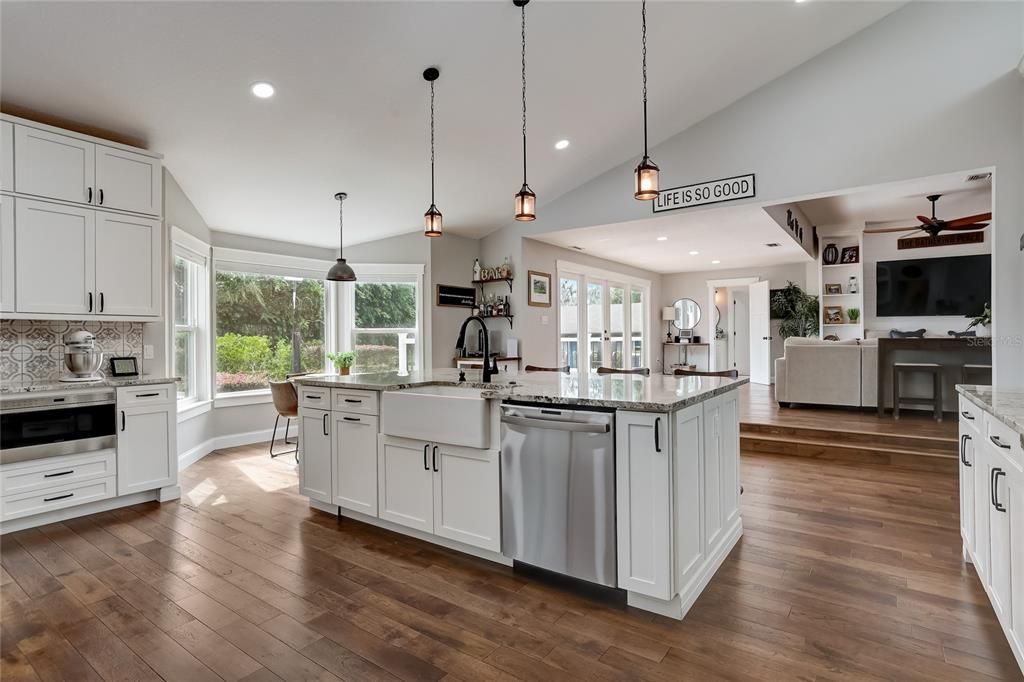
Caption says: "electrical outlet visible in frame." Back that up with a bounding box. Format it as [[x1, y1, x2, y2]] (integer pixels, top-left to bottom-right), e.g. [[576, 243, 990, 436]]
[[143, 344, 154, 360]]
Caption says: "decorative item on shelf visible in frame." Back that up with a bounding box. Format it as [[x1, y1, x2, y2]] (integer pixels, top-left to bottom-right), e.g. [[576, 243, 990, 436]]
[[527, 270, 551, 307], [633, 0, 659, 200], [715, 327, 726, 340], [847, 307, 860, 323], [965, 302, 991, 336], [473, 258, 482, 281], [823, 334, 840, 341], [822, 243, 839, 265], [824, 283, 843, 295], [889, 328, 926, 338], [422, 67, 443, 237], [823, 306, 844, 325], [948, 330, 977, 338], [436, 284, 477, 308], [847, 275, 859, 294], [327, 351, 356, 376], [512, 0, 536, 221], [840, 245, 860, 264], [771, 281, 819, 338], [500, 256, 512, 279], [326, 192, 356, 281]]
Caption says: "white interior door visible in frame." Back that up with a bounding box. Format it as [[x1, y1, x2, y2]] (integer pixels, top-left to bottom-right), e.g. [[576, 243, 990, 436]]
[[748, 280, 771, 384]]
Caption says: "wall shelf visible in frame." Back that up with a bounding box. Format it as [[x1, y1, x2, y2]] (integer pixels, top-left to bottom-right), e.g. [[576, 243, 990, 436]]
[[480, 313, 514, 328], [819, 234, 864, 341], [472, 277, 513, 293]]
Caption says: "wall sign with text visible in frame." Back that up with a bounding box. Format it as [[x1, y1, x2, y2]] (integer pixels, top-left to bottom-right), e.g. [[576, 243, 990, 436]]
[[652, 174, 756, 213]]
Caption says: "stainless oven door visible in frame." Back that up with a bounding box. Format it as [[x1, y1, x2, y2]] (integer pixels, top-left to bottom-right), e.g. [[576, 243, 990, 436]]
[[1, 391, 116, 465]]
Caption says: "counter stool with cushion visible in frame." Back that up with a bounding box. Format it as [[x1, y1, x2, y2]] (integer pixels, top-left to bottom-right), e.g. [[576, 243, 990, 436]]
[[961, 363, 992, 386], [269, 380, 299, 459], [892, 362, 943, 421]]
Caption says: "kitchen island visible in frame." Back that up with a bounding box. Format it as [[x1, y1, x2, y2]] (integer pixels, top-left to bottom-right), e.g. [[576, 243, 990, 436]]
[[293, 368, 747, 620]]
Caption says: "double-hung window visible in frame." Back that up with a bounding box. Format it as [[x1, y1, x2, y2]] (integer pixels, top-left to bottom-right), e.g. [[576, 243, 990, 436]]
[[171, 228, 210, 406]]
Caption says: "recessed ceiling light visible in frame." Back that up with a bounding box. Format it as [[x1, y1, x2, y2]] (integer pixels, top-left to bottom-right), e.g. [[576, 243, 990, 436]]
[[656, 236, 668, 241], [554, 139, 570, 150], [250, 82, 275, 98], [688, 250, 699, 255], [711, 260, 721, 264]]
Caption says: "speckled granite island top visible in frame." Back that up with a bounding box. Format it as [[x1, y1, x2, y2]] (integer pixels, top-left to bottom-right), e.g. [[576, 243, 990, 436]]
[[0, 376, 179, 395], [957, 385, 1024, 439], [294, 368, 748, 412]]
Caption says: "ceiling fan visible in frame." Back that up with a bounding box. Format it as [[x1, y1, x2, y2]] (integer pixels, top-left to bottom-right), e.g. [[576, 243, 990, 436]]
[[864, 194, 991, 237]]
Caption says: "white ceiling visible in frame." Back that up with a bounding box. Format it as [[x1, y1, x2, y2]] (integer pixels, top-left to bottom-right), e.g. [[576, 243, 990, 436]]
[[1, 1, 901, 247], [533, 202, 810, 274]]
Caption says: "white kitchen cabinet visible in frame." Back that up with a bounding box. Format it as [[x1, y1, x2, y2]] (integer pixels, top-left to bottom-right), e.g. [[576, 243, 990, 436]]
[[15, 198, 95, 315], [0, 195, 14, 312], [1010, 464, 1024, 661], [116, 387, 176, 496], [1, 121, 12, 191], [719, 389, 741, 528], [299, 409, 333, 504], [973, 435, 992, 584], [95, 144, 161, 215], [616, 411, 673, 600], [673, 403, 705, 594], [987, 443, 1017, 628], [959, 409, 980, 557], [378, 435, 434, 533], [332, 412, 379, 516], [13, 125, 95, 205], [703, 396, 724, 552], [432, 442, 500, 552], [94, 211, 161, 316]]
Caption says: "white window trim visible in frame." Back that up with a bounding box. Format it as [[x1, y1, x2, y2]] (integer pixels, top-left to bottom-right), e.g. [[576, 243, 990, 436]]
[[177, 399, 213, 423], [171, 226, 211, 417], [214, 390, 274, 408]]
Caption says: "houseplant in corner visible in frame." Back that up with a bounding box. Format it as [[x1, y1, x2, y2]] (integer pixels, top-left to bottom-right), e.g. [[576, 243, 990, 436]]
[[965, 303, 991, 336], [327, 351, 356, 376], [771, 282, 820, 339]]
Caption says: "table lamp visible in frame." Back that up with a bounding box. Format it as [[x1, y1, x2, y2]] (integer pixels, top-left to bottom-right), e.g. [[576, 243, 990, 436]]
[[662, 307, 676, 342]]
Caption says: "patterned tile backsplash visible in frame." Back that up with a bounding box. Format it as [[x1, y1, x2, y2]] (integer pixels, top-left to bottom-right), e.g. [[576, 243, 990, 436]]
[[1, 319, 146, 387]]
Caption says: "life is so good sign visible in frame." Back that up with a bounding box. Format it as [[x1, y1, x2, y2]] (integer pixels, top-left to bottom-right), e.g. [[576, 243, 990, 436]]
[[653, 174, 755, 213]]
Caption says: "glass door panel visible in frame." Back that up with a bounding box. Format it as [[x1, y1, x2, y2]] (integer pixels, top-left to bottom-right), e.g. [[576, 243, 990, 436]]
[[630, 287, 644, 369], [609, 285, 626, 369], [587, 281, 604, 369], [559, 277, 580, 369]]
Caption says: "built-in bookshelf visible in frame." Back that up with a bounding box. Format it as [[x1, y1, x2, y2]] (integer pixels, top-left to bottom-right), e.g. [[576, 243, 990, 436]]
[[818, 233, 864, 341]]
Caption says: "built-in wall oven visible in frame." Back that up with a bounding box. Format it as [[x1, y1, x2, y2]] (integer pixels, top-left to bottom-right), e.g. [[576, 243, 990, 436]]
[[1, 389, 116, 465]]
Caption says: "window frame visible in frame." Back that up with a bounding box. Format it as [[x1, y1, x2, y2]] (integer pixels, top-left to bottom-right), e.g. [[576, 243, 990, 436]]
[[170, 227, 211, 420]]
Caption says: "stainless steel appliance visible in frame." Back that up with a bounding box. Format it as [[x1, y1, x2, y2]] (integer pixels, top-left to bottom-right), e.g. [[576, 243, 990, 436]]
[[0, 389, 116, 465], [500, 403, 616, 587], [62, 330, 104, 383]]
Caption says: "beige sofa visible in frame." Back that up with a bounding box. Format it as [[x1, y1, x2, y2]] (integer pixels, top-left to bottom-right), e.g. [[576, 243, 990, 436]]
[[774, 337, 878, 408]]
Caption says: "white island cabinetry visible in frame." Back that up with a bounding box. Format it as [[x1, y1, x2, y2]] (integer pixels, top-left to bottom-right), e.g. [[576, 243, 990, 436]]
[[116, 385, 176, 496]]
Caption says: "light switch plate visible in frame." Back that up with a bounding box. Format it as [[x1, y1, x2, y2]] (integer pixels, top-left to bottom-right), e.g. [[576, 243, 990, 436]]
[[541, 315, 549, 325], [143, 344, 154, 360]]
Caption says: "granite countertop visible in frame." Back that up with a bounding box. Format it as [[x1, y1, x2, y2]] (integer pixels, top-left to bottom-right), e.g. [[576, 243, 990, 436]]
[[956, 385, 1024, 440], [294, 368, 748, 412], [0, 376, 179, 395]]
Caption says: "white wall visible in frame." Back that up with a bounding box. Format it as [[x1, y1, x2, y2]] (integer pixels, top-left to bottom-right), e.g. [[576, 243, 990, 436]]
[[430, 234, 481, 368], [481, 2, 1024, 388]]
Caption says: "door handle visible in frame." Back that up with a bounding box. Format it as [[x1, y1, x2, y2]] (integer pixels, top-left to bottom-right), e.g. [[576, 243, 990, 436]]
[[961, 410, 974, 421], [88, 292, 93, 313], [322, 413, 328, 436], [120, 410, 126, 431], [342, 416, 361, 423], [44, 470, 75, 478], [136, 392, 159, 398], [992, 468, 1006, 512], [423, 444, 430, 471], [432, 445, 439, 472], [344, 398, 362, 404], [87, 187, 93, 203], [98, 188, 104, 205], [44, 492, 74, 503], [99, 292, 104, 313], [654, 417, 661, 453], [961, 434, 972, 467], [990, 435, 1011, 450]]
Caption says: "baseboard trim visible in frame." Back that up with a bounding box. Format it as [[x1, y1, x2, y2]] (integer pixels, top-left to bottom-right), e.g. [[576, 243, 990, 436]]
[[178, 428, 275, 471]]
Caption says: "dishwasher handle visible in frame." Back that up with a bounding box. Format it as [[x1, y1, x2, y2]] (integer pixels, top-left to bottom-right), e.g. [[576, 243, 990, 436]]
[[501, 414, 610, 433]]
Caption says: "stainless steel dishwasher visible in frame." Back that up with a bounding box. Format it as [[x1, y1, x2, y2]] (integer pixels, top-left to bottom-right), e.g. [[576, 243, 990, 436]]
[[500, 403, 616, 588]]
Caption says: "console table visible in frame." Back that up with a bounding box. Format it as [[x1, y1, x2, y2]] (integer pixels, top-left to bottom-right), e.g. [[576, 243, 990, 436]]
[[662, 342, 710, 374], [876, 337, 992, 417]]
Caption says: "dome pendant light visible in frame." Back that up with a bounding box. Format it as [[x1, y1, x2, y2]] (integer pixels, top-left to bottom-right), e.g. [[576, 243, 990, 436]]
[[634, 0, 659, 201], [326, 192, 356, 281], [423, 67, 443, 238], [513, 0, 536, 221]]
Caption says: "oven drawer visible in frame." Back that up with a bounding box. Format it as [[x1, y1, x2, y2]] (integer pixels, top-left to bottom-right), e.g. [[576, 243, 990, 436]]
[[117, 384, 175, 406], [0, 449, 116, 497], [299, 386, 331, 410], [1, 476, 116, 522], [332, 388, 378, 415]]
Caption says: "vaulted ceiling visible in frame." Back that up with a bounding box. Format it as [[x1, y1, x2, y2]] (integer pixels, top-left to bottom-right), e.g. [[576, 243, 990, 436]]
[[1, 1, 901, 247]]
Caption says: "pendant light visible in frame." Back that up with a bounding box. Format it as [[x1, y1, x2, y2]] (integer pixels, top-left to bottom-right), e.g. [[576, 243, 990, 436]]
[[423, 67, 443, 238], [633, 0, 659, 201], [326, 192, 356, 281], [513, 0, 536, 221]]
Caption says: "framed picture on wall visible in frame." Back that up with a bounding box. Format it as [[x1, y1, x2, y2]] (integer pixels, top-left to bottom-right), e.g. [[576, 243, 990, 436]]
[[840, 246, 860, 264], [823, 306, 844, 325], [527, 271, 552, 307], [824, 283, 843, 295]]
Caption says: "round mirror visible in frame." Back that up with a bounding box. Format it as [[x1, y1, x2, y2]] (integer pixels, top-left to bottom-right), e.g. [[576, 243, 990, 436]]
[[672, 298, 701, 331]]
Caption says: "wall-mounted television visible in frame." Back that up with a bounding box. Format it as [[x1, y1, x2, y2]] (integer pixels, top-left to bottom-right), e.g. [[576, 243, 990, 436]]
[[875, 254, 989, 317]]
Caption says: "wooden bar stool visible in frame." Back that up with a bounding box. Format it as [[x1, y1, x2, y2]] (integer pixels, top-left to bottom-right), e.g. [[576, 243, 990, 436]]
[[961, 363, 992, 386], [892, 362, 943, 421]]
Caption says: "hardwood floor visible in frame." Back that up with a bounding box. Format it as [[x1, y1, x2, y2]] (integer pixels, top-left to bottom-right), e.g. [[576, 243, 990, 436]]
[[3, 442, 1021, 681]]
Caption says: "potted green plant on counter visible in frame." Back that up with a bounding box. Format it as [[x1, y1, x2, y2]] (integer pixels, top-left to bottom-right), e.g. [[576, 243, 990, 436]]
[[327, 351, 356, 376], [847, 307, 860, 324]]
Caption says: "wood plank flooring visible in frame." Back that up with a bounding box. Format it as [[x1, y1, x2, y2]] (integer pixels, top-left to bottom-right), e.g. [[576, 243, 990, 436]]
[[3, 441, 1021, 681]]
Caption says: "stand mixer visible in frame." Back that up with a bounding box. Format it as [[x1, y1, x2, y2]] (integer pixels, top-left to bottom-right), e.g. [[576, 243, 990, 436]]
[[61, 330, 104, 383]]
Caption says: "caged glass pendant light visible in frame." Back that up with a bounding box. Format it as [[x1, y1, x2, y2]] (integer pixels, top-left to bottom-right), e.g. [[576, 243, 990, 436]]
[[326, 192, 356, 281], [423, 67, 443, 237], [513, 0, 536, 221], [633, 0, 659, 201]]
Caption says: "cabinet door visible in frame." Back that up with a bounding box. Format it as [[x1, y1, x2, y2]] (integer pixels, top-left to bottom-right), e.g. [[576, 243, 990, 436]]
[[988, 448, 1014, 626], [719, 389, 741, 528], [117, 403, 176, 495], [959, 421, 977, 554], [333, 413, 379, 516], [378, 435, 433, 533], [703, 396, 724, 552], [15, 199, 95, 314], [0, 195, 14, 312], [299, 409, 332, 503], [616, 411, 672, 600], [1009, 466, 1024, 661], [95, 144, 161, 215], [94, 211, 161, 316], [14, 125, 95, 204], [973, 442, 991, 583], [673, 403, 705, 593], [432, 443, 500, 552], [1, 121, 13, 192]]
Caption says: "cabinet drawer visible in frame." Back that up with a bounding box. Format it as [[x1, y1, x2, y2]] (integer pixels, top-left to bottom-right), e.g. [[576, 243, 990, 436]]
[[985, 414, 1023, 470], [959, 397, 983, 428], [299, 386, 331, 409], [0, 450, 115, 497], [117, 384, 175, 406], [332, 388, 379, 415], [1, 476, 115, 522]]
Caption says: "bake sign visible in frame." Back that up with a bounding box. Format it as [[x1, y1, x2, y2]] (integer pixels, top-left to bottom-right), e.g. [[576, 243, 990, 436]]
[[652, 174, 756, 213]]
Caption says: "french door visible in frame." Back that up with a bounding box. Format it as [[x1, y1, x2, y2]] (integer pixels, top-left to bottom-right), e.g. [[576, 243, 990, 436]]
[[559, 273, 647, 371]]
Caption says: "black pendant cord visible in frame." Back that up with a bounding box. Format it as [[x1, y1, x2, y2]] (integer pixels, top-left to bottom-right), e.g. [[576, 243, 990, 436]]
[[641, 0, 649, 158], [337, 196, 344, 255], [521, 1, 527, 185], [430, 79, 436, 205]]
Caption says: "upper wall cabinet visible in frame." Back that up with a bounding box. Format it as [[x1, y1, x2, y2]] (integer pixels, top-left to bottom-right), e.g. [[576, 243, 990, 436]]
[[0, 195, 14, 313], [1, 121, 13, 192], [6, 117, 162, 217]]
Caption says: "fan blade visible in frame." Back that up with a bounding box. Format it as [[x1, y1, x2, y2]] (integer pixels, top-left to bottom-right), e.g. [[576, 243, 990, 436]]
[[864, 226, 923, 234], [917, 215, 939, 226], [945, 212, 992, 228], [941, 222, 988, 232]]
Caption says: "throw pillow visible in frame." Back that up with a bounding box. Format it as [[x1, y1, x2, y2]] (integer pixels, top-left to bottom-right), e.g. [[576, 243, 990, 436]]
[[889, 329, 926, 339]]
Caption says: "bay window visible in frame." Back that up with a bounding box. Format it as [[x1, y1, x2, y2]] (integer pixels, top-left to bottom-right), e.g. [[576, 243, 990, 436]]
[[171, 228, 210, 407]]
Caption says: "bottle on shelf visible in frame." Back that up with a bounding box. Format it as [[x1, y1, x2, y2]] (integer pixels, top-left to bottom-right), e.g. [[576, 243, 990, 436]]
[[473, 258, 482, 282], [501, 256, 512, 279]]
